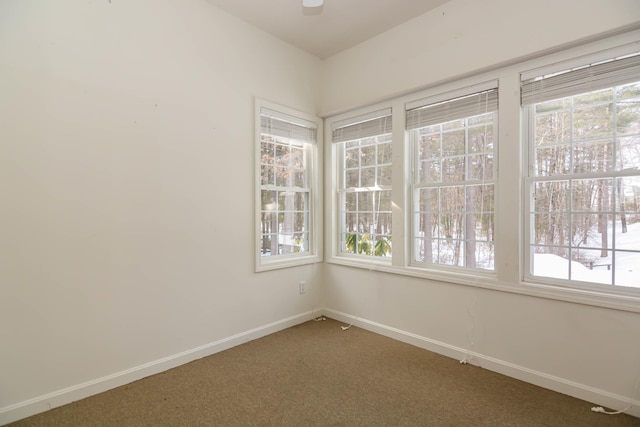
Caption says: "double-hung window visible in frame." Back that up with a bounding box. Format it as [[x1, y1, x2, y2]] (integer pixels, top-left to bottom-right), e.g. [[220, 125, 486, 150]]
[[256, 100, 322, 271], [332, 109, 393, 258], [522, 50, 640, 289], [407, 83, 498, 271]]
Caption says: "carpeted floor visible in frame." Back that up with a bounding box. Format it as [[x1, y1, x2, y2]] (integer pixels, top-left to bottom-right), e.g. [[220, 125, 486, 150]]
[[9, 318, 640, 426]]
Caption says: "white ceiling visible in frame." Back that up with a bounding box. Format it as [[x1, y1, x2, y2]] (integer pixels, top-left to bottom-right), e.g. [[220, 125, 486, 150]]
[[206, 0, 450, 59]]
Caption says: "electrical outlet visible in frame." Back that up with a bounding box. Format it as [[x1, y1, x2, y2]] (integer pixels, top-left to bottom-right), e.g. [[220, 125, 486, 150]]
[[299, 281, 306, 294]]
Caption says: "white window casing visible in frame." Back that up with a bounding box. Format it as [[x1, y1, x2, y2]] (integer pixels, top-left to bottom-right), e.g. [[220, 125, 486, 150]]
[[255, 99, 322, 271]]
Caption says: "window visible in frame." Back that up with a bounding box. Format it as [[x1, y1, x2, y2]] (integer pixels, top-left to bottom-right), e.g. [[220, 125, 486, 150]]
[[522, 52, 640, 289], [332, 109, 393, 258], [256, 100, 322, 271], [323, 33, 639, 309], [407, 83, 498, 271]]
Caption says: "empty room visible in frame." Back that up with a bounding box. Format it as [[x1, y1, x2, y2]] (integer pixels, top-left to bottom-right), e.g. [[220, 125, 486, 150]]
[[2, 0, 640, 425]]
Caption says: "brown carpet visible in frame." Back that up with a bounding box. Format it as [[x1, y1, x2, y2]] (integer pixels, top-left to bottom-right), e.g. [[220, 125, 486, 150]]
[[9, 318, 640, 426]]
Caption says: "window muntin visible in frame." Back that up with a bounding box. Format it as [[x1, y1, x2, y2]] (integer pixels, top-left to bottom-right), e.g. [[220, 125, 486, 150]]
[[408, 88, 497, 271], [333, 110, 392, 258], [524, 62, 640, 288], [257, 103, 320, 270]]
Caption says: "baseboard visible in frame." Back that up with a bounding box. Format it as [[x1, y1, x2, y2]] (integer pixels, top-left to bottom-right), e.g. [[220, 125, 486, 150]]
[[0, 311, 316, 426], [323, 308, 640, 419]]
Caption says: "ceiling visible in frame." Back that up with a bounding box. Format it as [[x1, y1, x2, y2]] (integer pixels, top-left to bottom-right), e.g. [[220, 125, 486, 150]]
[[206, 0, 450, 59]]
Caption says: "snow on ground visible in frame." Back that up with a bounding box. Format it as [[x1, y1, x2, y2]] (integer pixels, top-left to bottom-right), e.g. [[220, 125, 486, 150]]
[[534, 222, 640, 288]]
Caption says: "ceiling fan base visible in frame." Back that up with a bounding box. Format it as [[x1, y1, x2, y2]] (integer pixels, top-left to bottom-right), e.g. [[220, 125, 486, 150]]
[[303, 0, 324, 8]]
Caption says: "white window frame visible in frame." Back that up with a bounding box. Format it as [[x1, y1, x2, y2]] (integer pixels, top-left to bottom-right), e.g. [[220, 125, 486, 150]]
[[521, 46, 640, 296], [255, 98, 322, 272], [407, 81, 499, 274]]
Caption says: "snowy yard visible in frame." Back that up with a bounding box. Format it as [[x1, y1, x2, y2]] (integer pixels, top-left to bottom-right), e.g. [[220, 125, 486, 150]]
[[534, 221, 640, 288]]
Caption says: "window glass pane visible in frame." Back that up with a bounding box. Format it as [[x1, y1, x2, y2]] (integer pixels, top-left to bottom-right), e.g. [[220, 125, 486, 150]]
[[345, 148, 359, 168], [616, 101, 640, 136], [572, 140, 613, 174], [378, 190, 392, 211], [535, 145, 570, 176], [532, 181, 570, 213], [380, 165, 393, 186], [442, 157, 465, 182], [345, 169, 359, 188], [469, 123, 493, 153], [533, 213, 570, 247], [345, 192, 357, 212], [618, 136, 640, 171], [419, 134, 441, 159], [260, 234, 273, 257], [468, 154, 493, 180], [573, 88, 613, 107], [535, 110, 571, 146], [294, 192, 306, 211], [442, 130, 465, 156], [615, 251, 639, 287], [293, 170, 305, 188], [261, 165, 273, 186], [361, 145, 376, 166], [532, 247, 570, 280], [573, 104, 614, 141], [360, 167, 375, 187], [378, 142, 392, 164], [536, 98, 572, 114], [358, 213, 374, 232], [345, 213, 357, 232], [418, 160, 440, 184], [274, 166, 289, 187]]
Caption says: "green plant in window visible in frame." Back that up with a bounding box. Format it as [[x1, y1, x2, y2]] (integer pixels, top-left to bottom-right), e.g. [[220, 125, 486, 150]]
[[346, 233, 391, 256], [359, 234, 372, 255], [374, 236, 392, 256], [345, 233, 357, 253]]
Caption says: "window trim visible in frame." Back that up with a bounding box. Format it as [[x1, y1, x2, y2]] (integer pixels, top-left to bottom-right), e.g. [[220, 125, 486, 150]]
[[255, 98, 323, 272]]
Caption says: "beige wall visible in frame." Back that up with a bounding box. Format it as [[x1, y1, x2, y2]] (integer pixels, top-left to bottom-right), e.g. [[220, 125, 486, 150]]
[[0, 0, 321, 422]]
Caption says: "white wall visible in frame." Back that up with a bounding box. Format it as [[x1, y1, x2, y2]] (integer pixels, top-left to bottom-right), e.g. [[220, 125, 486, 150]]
[[319, 0, 640, 115], [0, 0, 322, 423], [320, 0, 640, 417]]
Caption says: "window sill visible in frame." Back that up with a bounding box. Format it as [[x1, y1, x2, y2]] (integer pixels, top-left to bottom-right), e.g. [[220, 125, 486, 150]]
[[326, 256, 640, 313], [256, 254, 322, 272]]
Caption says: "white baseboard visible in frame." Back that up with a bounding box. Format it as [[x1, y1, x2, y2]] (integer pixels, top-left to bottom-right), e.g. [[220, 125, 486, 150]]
[[0, 311, 316, 426], [323, 308, 640, 419]]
